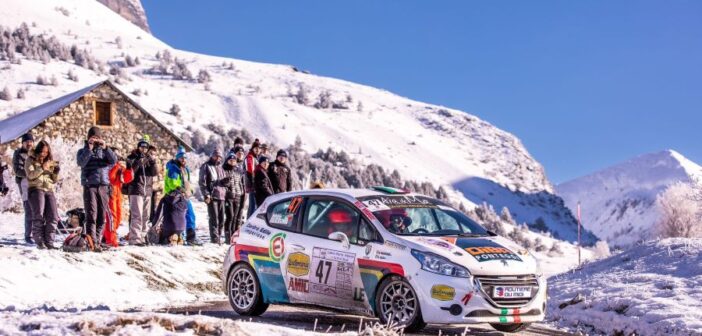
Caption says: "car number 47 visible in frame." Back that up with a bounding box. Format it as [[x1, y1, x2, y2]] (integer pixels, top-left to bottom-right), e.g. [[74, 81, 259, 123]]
[[315, 261, 332, 284]]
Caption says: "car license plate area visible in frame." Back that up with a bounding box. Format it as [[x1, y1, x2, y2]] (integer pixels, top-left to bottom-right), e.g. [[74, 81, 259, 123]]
[[492, 286, 532, 298]]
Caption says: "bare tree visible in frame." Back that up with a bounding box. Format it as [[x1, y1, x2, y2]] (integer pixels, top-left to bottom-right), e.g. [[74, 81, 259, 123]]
[[655, 182, 702, 238], [0, 87, 12, 101]]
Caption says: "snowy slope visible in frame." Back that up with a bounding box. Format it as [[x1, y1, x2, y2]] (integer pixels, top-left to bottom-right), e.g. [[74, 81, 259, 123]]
[[557, 150, 702, 248], [547, 238, 702, 336], [0, 0, 590, 242]]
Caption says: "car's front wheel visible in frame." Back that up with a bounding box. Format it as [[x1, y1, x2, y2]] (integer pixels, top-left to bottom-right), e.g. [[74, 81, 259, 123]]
[[375, 275, 426, 332], [490, 323, 530, 333], [227, 263, 268, 316]]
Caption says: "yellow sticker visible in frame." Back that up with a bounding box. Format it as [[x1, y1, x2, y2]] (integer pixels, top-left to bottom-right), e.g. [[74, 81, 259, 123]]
[[287, 252, 310, 277], [431, 285, 456, 301]]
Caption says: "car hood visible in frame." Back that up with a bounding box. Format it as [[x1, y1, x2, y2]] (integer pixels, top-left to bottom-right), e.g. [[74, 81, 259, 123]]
[[399, 235, 539, 276]]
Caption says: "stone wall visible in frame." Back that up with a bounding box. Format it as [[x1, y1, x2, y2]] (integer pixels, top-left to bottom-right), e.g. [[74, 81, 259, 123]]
[[0, 83, 187, 166]]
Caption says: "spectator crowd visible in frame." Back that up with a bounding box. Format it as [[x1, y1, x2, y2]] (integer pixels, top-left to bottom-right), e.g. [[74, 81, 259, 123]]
[[2, 127, 295, 251]]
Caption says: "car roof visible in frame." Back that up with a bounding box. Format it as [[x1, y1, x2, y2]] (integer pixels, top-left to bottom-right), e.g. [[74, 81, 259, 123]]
[[265, 187, 423, 203]]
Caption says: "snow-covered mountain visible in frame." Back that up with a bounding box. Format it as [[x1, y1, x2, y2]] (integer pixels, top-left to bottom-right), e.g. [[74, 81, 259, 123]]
[[0, 0, 593, 243], [557, 150, 702, 248]]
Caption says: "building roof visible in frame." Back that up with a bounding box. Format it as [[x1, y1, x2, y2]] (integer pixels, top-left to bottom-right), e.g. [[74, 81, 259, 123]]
[[0, 80, 193, 150], [0, 82, 102, 144]]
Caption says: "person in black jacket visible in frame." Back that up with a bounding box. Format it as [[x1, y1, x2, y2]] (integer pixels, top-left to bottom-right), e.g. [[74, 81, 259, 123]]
[[12, 133, 34, 244], [126, 138, 158, 246], [199, 149, 227, 243], [269, 149, 292, 194], [76, 127, 117, 251], [253, 156, 273, 207], [222, 147, 245, 243]]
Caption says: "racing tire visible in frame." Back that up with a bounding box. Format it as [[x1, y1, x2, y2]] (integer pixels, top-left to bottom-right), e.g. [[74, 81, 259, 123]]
[[489, 323, 530, 333], [227, 263, 269, 316], [375, 275, 426, 333]]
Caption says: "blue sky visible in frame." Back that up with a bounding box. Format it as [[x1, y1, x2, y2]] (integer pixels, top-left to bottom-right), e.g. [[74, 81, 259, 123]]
[[142, 1, 702, 183]]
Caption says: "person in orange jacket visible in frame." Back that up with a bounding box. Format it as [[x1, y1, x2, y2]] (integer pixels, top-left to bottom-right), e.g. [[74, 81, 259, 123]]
[[104, 150, 133, 247]]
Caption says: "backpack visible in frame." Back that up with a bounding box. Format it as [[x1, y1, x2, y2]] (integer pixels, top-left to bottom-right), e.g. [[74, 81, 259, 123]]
[[146, 220, 162, 245], [58, 208, 85, 234], [62, 228, 95, 253]]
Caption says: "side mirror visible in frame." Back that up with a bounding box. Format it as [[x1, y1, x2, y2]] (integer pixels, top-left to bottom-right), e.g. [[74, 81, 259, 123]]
[[487, 230, 498, 237], [328, 232, 351, 250]]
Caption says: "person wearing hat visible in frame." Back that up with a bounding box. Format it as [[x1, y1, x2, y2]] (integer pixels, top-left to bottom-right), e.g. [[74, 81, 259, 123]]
[[77, 126, 117, 251], [12, 132, 35, 244], [221, 146, 246, 242], [268, 149, 292, 194], [165, 147, 199, 245], [244, 139, 261, 217], [198, 148, 228, 243], [126, 136, 158, 246], [253, 155, 274, 208], [260, 143, 270, 157]]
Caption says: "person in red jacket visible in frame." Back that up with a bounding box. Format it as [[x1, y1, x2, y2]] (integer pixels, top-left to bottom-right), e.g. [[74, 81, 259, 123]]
[[244, 139, 261, 217], [104, 151, 133, 247]]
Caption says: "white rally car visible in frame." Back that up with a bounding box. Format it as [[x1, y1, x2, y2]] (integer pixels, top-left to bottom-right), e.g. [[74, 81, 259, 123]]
[[222, 187, 546, 333]]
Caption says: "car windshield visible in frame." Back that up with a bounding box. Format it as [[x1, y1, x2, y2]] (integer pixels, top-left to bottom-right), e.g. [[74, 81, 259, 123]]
[[358, 195, 489, 236]]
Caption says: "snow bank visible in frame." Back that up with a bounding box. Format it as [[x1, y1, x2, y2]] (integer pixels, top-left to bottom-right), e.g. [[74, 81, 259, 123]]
[[547, 238, 702, 336], [0, 207, 227, 312], [0, 311, 359, 336]]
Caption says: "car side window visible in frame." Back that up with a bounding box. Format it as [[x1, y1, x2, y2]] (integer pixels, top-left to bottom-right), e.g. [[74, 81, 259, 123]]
[[302, 199, 360, 244], [358, 218, 378, 243], [267, 197, 303, 231]]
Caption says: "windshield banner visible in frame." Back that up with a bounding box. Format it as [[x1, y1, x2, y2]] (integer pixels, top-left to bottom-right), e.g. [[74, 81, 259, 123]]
[[363, 196, 436, 211]]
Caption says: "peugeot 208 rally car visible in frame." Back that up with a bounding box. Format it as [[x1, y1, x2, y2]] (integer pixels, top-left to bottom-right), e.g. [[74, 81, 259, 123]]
[[222, 187, 546, 333]]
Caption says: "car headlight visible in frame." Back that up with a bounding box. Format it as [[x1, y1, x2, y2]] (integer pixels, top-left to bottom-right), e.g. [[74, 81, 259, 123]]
[[411, 249, 471, 278]]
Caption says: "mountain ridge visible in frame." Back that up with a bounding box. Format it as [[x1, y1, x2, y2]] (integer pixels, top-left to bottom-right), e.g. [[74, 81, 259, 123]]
[[557, 149, 702, 247]]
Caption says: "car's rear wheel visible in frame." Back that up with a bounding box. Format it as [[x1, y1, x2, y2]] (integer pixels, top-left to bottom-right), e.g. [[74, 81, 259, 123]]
[[227, 263, 268, 316], [490, 323, 530, 333], [375, 275, 426, 332]]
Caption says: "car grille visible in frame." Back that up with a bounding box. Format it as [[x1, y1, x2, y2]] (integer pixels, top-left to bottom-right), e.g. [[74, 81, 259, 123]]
[[473, 274, 540, 308]]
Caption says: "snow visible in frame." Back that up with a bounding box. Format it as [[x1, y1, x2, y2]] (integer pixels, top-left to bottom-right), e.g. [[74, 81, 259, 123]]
[[557, 150, 702, 248], [0, 311, 358, 336], [0, 205, 227, 312], [547, 238, 702, 336], [0, 0, 588, 243]]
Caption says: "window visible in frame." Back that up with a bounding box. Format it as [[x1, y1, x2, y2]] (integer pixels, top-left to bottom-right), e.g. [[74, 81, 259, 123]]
[[359, 219, 379, 243], [266, 197, 302, 230], [302, 199, 360, 244], [95, 101, 112, 126]]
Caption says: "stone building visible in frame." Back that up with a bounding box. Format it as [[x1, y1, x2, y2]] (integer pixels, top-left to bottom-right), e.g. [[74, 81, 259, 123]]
[[0, 80, 192, 163]]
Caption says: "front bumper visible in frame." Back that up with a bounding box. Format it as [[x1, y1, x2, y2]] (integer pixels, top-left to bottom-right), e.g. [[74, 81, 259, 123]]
[[408, 271, 547, 324]]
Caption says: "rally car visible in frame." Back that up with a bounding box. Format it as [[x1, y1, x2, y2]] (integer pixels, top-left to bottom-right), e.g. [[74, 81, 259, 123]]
[[222, 187, 547, 333]]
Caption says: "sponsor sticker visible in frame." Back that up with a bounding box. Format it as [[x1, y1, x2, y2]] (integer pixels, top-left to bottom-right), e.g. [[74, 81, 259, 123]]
[[354, 200, 379, 221], [269, 233, 286, 262], [243, 224, 272, 240], [288, 277, 309, 293], [258, 266, 282, 275], [384, 240, 407, 251], [287, 252, 310, 277], [419, 238, 454, 250], [374, 250, 392, 260], [431, 285, 456, 301], [456, 239, 523, 262], [493, 286, 532, 298]]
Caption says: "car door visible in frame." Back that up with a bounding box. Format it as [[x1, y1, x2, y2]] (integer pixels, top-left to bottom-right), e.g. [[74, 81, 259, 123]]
[[281, 196, 371, 312]]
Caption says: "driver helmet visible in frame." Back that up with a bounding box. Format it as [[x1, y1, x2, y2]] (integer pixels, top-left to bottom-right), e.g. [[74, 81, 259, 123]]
[[327, 207, 354, 237], [376, 209, 412, 232]]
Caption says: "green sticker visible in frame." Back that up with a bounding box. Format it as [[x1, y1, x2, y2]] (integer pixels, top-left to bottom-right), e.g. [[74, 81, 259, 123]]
[[269, 232, 286, 262]]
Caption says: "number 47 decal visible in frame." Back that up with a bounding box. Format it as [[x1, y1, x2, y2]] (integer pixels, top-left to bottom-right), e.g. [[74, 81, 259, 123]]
[[315, 261, 332, 284]]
